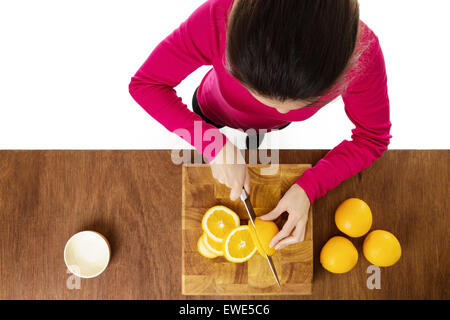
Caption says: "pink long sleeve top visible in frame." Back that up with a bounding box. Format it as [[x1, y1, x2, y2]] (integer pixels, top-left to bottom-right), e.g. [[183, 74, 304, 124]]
[[128, 0, 392, 205]]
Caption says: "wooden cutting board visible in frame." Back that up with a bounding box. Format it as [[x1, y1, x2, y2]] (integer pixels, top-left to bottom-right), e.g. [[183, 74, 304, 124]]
[[182, 164, 313, 295]]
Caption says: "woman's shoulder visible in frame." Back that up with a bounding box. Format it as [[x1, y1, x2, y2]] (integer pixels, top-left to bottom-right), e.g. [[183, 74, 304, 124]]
[[179, 0, 233, 62], [199, 0, 235, 62], [343, 21, 384, 88], [357, 20, 382, 61], [207, 0, 234, 20], [323, 20, 384, 98]]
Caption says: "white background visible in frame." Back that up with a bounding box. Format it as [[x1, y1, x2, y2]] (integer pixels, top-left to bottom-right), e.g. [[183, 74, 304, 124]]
[[0, 0, 449, 150]]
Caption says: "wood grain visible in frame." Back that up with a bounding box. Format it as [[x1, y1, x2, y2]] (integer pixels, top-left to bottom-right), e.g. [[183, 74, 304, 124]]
[[182, 164, 313, 295], [0, 150, 448, 299]]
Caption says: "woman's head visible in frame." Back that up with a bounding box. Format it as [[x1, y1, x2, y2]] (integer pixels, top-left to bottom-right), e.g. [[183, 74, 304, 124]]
[[225, 0, 360, 113]]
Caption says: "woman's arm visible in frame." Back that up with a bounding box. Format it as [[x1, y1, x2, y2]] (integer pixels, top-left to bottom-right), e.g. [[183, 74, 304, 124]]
[[128, 1, 227, 162], [296, 35, 392, 204]]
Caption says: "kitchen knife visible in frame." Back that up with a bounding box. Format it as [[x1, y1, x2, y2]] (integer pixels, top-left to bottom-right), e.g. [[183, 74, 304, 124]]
[[240, 188, 281, 287]]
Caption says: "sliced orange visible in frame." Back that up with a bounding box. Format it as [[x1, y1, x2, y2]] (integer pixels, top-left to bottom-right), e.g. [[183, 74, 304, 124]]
[[197, 233, 218, 259], [202, 206, 240, 242], [203, 233, 224, 256], [223, 226, 257, 263]]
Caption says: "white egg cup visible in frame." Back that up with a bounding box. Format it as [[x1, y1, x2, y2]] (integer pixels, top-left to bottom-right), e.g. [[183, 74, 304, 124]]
[[64, 231, 111, 278]]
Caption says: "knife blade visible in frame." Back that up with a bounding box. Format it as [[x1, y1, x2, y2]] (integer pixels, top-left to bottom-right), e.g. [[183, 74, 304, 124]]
[[240, 188, 281, 287]]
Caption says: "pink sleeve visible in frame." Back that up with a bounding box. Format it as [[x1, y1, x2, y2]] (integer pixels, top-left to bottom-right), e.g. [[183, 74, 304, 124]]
[[128, 0, 227, 162], [296, 37, 392, 204]]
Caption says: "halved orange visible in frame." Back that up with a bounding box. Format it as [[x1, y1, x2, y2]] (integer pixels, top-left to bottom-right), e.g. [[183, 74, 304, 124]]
[[223, 226, 257, 263], [202, 206, 240, 242]]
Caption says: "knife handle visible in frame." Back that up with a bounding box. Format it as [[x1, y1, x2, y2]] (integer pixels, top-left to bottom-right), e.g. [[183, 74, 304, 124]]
[[240, 188, 248, 201]]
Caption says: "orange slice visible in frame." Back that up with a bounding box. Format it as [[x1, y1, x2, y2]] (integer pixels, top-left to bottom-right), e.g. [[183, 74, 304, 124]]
[[203, 233, 224, 256], [197, 233, 218, 259], [202, 206, 240, 242], [223, 226, 257, 263]]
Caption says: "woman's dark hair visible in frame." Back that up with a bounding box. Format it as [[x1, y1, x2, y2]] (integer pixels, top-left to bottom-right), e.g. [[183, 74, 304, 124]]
[[225, 0, 360, 102]]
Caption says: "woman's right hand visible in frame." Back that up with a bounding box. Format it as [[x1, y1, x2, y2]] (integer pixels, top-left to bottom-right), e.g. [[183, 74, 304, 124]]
[[210, 140, 251, 201]]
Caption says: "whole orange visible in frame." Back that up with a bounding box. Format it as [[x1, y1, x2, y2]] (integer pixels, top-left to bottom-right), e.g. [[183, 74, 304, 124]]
[[335, 198, 372, 238], [363, 230, 402, 267], [320, 236, 358, 274]]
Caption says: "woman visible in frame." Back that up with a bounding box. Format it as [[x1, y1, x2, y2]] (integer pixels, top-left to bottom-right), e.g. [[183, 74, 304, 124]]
[[129, 0, 392, 250]]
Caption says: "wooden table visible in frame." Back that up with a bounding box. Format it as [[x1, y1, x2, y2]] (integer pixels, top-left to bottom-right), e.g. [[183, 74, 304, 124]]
[[0, 150, 448, 300]]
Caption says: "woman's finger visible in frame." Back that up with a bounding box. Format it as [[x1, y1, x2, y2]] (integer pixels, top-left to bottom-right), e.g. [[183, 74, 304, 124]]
[[275, 224, 305, 250], [244, 168, 251, 194], [274, 236, 299, 250], [229, 182, 243, 201], [269, 214, 297, 248], [296, 221, 306, 242], [260, 202, 285, 221], [211, 169, 217, 180]]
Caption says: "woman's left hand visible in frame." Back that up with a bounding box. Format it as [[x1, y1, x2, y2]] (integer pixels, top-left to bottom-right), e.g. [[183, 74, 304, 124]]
[[260, 184, 311, 250]]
